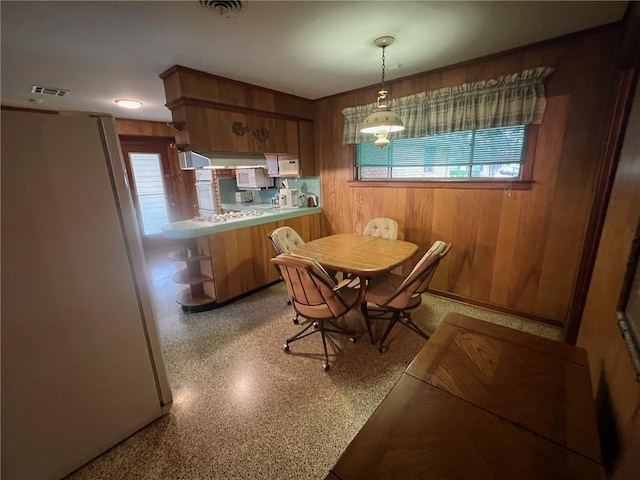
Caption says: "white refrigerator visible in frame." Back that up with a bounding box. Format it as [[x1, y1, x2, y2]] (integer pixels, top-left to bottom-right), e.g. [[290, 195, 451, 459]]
[[1, 110, 173, 479]]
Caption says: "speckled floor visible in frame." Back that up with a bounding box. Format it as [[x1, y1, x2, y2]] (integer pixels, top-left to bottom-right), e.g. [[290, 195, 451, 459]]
[[65, 248, 561, 480]]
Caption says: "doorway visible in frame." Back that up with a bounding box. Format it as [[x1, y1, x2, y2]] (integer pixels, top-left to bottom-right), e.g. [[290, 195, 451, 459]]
[[120, 140, 178, 250]]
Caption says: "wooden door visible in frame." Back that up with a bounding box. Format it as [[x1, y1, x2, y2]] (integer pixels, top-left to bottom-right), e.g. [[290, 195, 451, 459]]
[[120, 140, 179, 250]]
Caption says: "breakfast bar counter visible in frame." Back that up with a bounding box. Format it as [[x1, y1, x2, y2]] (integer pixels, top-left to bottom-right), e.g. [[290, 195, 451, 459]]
[[162, 206, 327, 311], [161, 205, 322, 239]]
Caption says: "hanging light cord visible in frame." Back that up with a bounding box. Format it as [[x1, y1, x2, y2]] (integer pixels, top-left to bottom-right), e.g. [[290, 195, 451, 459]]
[[380, 46, 387, 87]]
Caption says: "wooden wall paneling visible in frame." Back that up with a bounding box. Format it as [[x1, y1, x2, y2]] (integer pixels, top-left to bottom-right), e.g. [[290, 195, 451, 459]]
[[559, 32, 626, 342], [314, 27, 621, 326], [448, 189, 482, 298], [470, 191, 504, 301], [488, 191, 522, 306], [578, 70, 640, 475], [527, 95, 573, 320], [115, 118, 175, 137], [403, 187, 435, 251], [429, 190, 456, 291], [298, 120, 315, 176]]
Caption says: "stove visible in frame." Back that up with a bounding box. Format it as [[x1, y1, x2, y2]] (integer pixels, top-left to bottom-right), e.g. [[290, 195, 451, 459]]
[[192, 209, 264, 224]]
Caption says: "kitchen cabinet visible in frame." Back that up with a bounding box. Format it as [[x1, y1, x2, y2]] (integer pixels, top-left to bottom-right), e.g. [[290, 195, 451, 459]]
[[173, 105, 299, 156], [160, 65, 315, 175], [265, 154, 300, 177], [205, 213, 325, 303], [168, 239, 216, 312], [163, 211, 327, 308]]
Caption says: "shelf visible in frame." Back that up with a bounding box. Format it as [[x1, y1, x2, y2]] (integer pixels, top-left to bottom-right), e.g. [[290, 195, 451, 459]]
[[168, 250, 210, 262], [172, 269, 213, 285], [176, 291, 217, 313], [176, 290, 215, 307]]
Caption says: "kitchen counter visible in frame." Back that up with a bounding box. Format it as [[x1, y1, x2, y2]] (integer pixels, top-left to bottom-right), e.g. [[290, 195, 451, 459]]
[[162, 204, 322, 239], [163, 207, 327, 310]]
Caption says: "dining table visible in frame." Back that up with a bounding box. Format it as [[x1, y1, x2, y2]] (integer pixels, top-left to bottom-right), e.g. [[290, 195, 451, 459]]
[[325, 313, 604, 479], [290, 233, 418, 276]]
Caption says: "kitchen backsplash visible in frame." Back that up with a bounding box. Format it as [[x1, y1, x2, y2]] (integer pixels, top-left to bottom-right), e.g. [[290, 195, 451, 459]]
[[220, 175, 321, 207]]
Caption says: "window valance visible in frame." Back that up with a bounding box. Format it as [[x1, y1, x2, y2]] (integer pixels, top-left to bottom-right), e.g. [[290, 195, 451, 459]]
[[342, 66, 554, 145]]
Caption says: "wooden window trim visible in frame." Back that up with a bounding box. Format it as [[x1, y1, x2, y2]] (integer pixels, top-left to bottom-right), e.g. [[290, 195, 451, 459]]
[[350, 125, 539, 190]]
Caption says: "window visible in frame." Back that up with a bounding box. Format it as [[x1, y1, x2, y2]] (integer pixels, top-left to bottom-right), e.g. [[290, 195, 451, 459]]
[[129, 152, 170, 235], [356, 125, 528, 181]]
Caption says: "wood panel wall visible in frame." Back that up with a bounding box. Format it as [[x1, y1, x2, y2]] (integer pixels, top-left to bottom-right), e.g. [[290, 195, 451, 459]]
[[578, 76, 640, 476], [314, 27, 621, 327], [577, 4, 640, 478]]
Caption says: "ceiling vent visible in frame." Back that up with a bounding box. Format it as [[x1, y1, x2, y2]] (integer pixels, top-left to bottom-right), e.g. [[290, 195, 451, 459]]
[[30, 85, 69, 97], [199, 0, 244, 18]]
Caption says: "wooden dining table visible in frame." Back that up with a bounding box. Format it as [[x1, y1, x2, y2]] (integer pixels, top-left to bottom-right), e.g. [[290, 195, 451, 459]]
[[290, 233, 418, 276], [326, 313, 604, 479]]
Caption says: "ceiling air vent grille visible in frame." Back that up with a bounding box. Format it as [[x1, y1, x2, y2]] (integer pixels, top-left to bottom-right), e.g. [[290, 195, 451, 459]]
[[199, 0, 244, 18], [30, 85, 69, 97]]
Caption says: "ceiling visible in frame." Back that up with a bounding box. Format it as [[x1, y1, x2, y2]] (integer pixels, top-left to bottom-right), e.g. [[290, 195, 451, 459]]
[[1, 1, 627, 123]]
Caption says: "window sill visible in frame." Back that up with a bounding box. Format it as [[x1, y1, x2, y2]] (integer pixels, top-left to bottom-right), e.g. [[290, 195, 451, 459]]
[[347, 179, 534, 190]]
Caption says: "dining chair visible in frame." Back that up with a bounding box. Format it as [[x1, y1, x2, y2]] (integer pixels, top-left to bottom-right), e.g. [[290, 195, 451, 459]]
[[268, 226, 307, 324], [361, 240, 451, 352], [272, 253, 365, 371], [268, 226, 306, 255], [362, 217, 399, 240]]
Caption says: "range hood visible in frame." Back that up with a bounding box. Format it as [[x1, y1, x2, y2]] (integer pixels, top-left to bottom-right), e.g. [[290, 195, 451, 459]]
[[179, 151, 267, 170]]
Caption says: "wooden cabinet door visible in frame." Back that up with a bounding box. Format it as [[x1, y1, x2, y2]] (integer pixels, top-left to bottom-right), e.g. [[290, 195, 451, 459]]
[[182, 106, 299, 155]]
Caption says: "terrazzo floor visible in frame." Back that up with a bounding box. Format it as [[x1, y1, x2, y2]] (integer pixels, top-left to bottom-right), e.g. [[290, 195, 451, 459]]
[[65, 248, 562, 480]]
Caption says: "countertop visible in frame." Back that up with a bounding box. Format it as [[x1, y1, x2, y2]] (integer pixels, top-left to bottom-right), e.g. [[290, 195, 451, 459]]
[[161, 203, 322, 239]]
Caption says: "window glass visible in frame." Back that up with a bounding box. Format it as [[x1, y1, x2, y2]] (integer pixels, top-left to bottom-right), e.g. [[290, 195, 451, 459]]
[[357, 125, 527, 181], [129, 153, 170, 235]]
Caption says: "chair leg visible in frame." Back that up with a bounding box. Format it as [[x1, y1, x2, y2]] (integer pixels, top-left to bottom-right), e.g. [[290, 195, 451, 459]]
[[284, 321, 317, 350], [361, 302, 375, 345], [284, 316, 354, 371], [378, 312, 400, 353], [319, 320, 330, 371], [399, 312, 430, 340]]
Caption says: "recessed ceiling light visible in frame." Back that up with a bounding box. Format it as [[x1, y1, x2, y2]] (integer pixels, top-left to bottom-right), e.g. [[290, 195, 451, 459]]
[[115, 99, 143, 109]]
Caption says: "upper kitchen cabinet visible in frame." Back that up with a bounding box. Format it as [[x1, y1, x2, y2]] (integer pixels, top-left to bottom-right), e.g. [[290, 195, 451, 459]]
[[160, 65, 315, 175], [172, 104, 299, 155]]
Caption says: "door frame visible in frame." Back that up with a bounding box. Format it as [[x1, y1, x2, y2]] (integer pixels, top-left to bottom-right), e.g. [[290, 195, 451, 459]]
[[120, 138, 179, 251]]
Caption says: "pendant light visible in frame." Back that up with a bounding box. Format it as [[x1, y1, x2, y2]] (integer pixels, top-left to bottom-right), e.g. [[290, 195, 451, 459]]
[[360, 36, 404, 148]]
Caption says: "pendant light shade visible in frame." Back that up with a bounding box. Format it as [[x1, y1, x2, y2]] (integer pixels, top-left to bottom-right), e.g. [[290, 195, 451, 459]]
[[360, 36, 404, 148]]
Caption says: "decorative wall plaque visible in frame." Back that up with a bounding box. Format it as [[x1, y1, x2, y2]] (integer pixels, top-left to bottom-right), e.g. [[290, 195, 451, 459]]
[[231, 121, 250, 136], [253, 126, 269, 143]]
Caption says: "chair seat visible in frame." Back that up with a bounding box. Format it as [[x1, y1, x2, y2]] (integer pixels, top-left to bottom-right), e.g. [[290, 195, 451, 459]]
[[295, 285, 361, 319], [366, 271, 403, 302], [360, 241, 451, 351], [365, 272, 422, 310]]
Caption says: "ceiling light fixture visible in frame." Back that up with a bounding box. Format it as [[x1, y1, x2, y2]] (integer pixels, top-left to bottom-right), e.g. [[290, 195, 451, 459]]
[[360, 36, 405, 148], [115, 99, 143, 109]]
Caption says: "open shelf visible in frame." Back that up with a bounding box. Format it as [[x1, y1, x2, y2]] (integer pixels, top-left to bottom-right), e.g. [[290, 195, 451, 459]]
[[172, 269, 213, 285], [168, 250, 210, 262]]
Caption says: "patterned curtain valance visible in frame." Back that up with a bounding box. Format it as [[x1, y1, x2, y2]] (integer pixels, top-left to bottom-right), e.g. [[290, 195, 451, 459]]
[[342, 66, 554, 145]]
